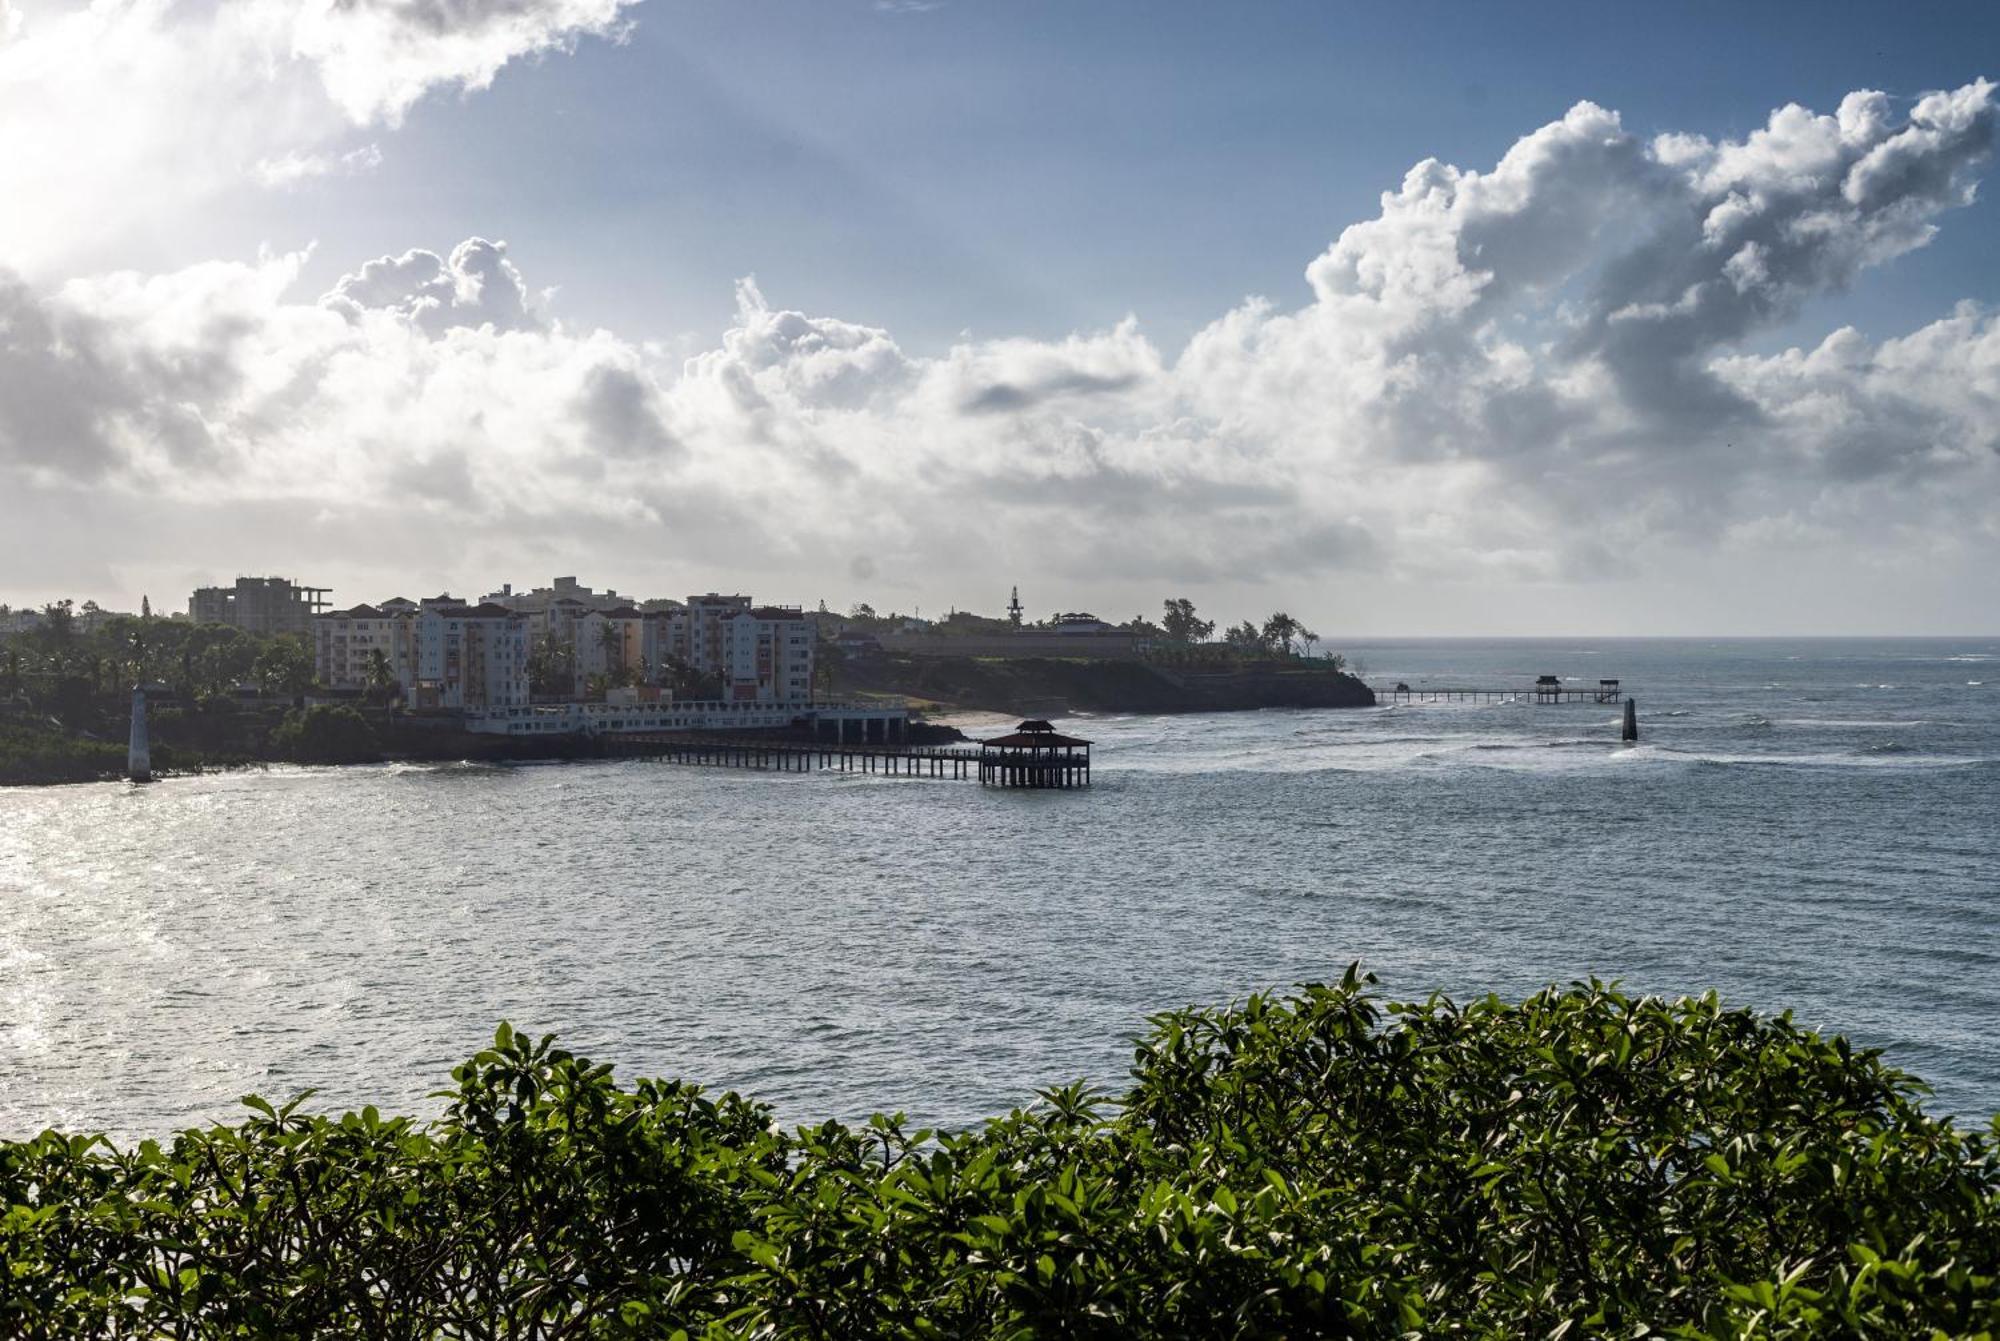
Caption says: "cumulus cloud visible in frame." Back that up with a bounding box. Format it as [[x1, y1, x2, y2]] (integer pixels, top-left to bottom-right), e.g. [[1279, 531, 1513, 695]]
[[0, 0, 636, 271], [3, 82, 1999, 626], [291, 0, 639, 124], [323, 238, 543, 334]]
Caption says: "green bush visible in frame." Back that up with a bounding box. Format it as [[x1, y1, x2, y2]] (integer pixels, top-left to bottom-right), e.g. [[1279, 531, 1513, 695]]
[[271, 704, 381, 765], [3, 974, 1995, 1336]]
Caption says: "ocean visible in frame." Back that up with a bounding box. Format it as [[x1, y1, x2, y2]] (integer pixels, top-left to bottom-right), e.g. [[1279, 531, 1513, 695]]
[[2, 636, 1995, 1139]]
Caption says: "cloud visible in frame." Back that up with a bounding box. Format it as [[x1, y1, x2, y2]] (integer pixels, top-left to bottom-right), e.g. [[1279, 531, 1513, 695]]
[[292, 0, 640, 124], [2, 81, 1999, 626], [253, 142, 384, 188], [323, 238, 543, 334], [0, 0, 637, 272]]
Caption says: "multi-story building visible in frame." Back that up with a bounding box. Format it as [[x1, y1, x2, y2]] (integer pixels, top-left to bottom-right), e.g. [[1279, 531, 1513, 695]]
[[573, 606, 648, 689], [719, 606, 813, 703], [674, 594, 752, 672], [312, 604, 416, 691], [481, 576, 637, 618], [413, 600, 528, 710], [188, 577, 331, 637]]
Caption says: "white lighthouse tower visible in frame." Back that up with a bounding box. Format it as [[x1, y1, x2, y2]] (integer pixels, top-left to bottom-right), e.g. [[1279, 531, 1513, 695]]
[[127, 685, 152, 783]]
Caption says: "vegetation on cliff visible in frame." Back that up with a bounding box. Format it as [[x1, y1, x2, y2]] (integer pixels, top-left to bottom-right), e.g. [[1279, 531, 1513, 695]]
[[5, 972, 1994, 1336], [836, 653, 1374, 715]]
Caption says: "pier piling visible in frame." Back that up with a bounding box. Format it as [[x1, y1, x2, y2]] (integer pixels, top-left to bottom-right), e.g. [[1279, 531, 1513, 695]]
[[1622, 698, 1639, 742]]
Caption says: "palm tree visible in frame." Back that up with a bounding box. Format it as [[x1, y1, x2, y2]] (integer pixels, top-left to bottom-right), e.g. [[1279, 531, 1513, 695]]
[[1299, 627, 1320, 660], [596, 622, 625, 696], [364, 648, 398, 704]]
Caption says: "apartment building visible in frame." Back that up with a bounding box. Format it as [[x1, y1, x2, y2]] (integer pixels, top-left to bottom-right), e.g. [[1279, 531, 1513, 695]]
[[312, 604, 415, 691], [719, 606, 814, 703], [674, 593, 751, 671], [481, 575, 638, 617], [413, 601, 529, 710], [572, 606, 648, 688]]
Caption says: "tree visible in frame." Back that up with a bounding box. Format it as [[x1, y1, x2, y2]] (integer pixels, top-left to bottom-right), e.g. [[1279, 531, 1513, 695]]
[[848, 602, 876, 621], [41, 599, 74, 644], [1298, 627, 1319, 660], [527, 633, 575, 699], [1222, 620, 1263, 652], [252, 637, 313, 695], [592, 622, 631, 692], [1261, 611, 1300, 657], [1161, 598, 1215, 645], [363, 648, 399, 705], [272, 704, 381, 764]]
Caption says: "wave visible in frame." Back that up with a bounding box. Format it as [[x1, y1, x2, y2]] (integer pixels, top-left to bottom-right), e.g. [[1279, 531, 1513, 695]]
[[1669, 749, 1989, 770]]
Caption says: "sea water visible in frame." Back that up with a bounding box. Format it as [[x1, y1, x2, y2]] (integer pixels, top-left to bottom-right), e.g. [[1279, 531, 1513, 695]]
[[1, 637, 1995, 1139]]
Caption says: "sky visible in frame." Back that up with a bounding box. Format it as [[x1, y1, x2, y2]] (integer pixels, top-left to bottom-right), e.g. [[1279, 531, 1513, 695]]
[[1, 1, 1996, 635]]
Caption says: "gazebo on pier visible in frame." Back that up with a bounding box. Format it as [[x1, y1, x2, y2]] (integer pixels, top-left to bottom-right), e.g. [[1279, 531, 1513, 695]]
[[978, 720, 1092, 789]]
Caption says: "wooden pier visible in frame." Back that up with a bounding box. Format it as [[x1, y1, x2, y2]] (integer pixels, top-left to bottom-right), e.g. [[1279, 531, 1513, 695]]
[[600, 732, 985, 779], [598, 719, 1095, 788], [1372, 676, 1629, 706]]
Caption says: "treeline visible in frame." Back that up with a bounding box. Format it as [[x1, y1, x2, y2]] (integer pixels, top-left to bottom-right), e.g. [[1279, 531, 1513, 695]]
[[1, 602, 313, 710], [0, 604, 377, 783], [4, 973, 1994, 1336], [836, 597, 1345, 665]]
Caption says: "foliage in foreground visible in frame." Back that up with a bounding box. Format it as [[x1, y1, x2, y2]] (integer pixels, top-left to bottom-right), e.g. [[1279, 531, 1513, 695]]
[[3, 974, 1996, 1337]]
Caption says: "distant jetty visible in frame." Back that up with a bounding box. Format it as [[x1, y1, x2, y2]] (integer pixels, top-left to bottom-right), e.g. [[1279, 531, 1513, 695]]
[[1371, 676, 1628, 705]]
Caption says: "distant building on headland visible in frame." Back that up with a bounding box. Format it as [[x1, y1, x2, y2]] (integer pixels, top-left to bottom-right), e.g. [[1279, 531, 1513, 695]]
[[877, 610, 1146, 660], [188, 577, 330, 637]]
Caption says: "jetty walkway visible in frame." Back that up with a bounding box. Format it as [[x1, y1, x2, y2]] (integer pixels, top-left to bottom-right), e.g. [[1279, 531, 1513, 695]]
[[1371, 677, 1630, 706], [600, 733, 984, 778], [597, 718, 1094, 788]]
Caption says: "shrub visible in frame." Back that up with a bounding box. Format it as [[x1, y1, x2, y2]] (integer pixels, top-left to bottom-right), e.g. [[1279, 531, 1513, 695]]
[[270, 704, 381, 765], [2, 975, 1995, 1336]]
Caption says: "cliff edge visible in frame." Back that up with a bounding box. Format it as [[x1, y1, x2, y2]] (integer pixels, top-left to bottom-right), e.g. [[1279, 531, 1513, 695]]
[[834, 655, 1375, 716]]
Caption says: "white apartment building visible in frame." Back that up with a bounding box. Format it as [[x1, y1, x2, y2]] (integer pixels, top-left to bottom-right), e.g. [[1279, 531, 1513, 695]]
[[413, 601, 529, 710], [312, 604, 415, 691], [481, 575, 638, 617], [674, 593, 752, 671], [719, 606, 814, 703], [572, 606, 648, 688]]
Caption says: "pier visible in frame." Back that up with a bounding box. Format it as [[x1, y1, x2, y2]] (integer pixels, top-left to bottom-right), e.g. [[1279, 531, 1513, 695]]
[[600, 719, 1095, 787], [1371, 676, 1630, 705], [601, 732, 985, 779]]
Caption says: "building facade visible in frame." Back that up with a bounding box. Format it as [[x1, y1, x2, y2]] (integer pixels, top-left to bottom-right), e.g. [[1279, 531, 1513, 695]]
[[719, 606, 813, 703], [413, 601, 529, 710], [188, 577, 332, 637], [312, 604, 416, 692]]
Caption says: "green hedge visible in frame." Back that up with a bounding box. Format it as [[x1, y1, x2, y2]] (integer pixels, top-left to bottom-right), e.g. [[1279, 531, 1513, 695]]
[[4, 973, 1995, 1336]]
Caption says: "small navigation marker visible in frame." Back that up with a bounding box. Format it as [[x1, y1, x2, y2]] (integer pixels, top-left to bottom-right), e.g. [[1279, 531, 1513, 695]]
[[1622, 698, 1639, 743], [128, 685, 152, 783]]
